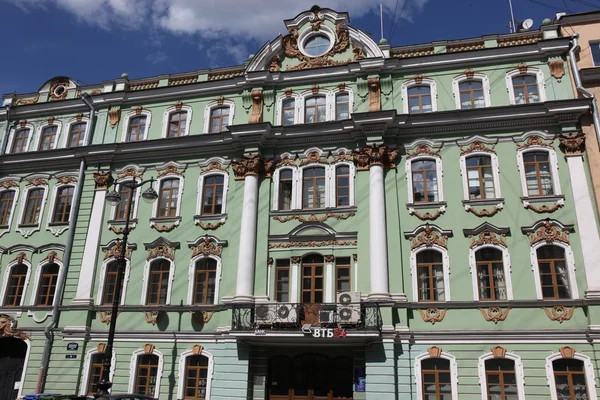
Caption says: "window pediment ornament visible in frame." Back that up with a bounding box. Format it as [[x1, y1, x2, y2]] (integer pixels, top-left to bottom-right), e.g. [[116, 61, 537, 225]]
[[406, 145, 440, 160], [516, 135, 554, 149], [491, 346, 507, 358], [157, 164, 186, 178], [299, 151, 328, 167], [353, 144, 398, 170], [468, 230, 507, 248], [559, 134, 585, 155], [116, 167, 144, 181], [200, 161, 229, 173], [27, 178, 48, 187], [56, 176, 77, 184], [522, 219, 573, 245], [0, 180, 19, 189], [558, 346, 576, 359], [188, 236, 226, 258], [102, 240, 136, 260], [459, 141, 496, 155], [144, 237, 180, 261], [405, 224, 452, 250], [40, 251, 61, 264]]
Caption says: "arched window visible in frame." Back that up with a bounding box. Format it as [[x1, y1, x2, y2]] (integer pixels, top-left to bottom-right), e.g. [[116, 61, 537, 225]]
[[209, 107, 230, 133], [485, 358, 518, 399], [114, 180, 137, 221], [126, 115, 147, 142], [68, 122, 87, 148], [193, 258, 217, 305], [523, 151, 554, 196], [537, 245, 570, 299], [475, 247, 507, 301], [335, 92, 350, 120], [146, 260, 171, 305], [21, 188, 45, 225], [551, 359, 589, 400], [39, 126, 58, 151], [335, 165, 350, 207], [411, 160, 439, 203], [157, 178, 180, 218], [459, 80, 485, 109], [36, 263, 59, 306], [4, 264, 28, 306], [201, 175, 224, 215], [408, 85, 433, 114], [101, 261, 124, 305], [11, 129, 30, 153], [512, 75, 540, 104], [302, 254, 324, 303], [134, 354, 159, 396], [86, 353, 106, 395], [51, 185, 74, 224], [304, 96, 327, 123], [278, 169, 294, 210], [0, 190, 16, 226], [302, 167, 326, 209], [167, 111, 188, 138], [282, 98, 296, 126], [421, 358, 452, 399], [183, 355, 210, 399], [465, 155, 494, 200], [416, 250, 445, 301]]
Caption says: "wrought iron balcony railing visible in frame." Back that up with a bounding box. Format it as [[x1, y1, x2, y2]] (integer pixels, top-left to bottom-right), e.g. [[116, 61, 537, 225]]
[[231, 302, 382, 332]]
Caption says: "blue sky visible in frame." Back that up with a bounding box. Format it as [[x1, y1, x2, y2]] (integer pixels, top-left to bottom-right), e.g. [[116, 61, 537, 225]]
[[0, 0, 596, 97]]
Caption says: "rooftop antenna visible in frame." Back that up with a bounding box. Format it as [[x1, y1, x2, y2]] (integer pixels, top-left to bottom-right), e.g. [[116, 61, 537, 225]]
[[508, 0, 516, 33], [380, 4, 384, 41]]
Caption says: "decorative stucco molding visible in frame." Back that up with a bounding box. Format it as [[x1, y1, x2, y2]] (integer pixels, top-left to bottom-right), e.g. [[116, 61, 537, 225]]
[[353, 144, 398, 170], [405, 224, 452, 250], [0, 314, 30, 340], [543, 305, 575, 323], [559, 134, 585, 156], [272, 212, 355, 223], [479, 307, 510, 324], [188, 236, 227, 258], [93, 172, 112, 189], [417, 308, 447, 324], [231, 155, 266, 179], [522, 219, 573, 245]]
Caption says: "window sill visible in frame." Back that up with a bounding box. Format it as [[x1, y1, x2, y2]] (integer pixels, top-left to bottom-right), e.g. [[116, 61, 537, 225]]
[[48, 221, 69, 227], [270, 207, 357, 216], [194, 213, 228, 221], [520, 194, 565, 204], [150, 216, 182, 224], [406, 201, 446, 210], [108, 218, 139, 225], [0, 225, 8, 229], [462, 198, 504, 207], [18, 224, 39, 228]]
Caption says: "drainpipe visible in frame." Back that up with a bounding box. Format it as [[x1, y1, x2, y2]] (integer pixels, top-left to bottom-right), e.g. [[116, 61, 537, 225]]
[[0, 103, 12, 155], [36, 93, 96, 393], [569, 34, 600, 149]]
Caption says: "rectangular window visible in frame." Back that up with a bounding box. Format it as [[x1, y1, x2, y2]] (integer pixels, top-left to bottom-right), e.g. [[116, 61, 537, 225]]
[[39, 126, 58, 151], [485, 359, 518, 400], [278, 169, 293, 210], [421, 359, 452, 399], [591, 41, 600, 67], [185, 356, 209, 399], [537, 245, 570, 299], [87, 353, 105, 395], [301, 255, 324, 304], [512, 75, 539, 104], [114, 182, 136, 221], [335, 257, 351, 294], [126, 116, 147, 142], [275, 259, 290, 303], [147, 260, 170, 305], [302, 167, 326, 209], [168, 111, 187, 137], [202, 175, 224, 215], [52, 186, 74, 224], [459, 80, 485, 109], [0, 191, 16, 226], [135, 354, 159, 396], [36, 263, 59, 306], [476, 248, 507, 301], [102, 262, 124, 305], [524, 151, 554, 196], [335, 93, 350, 120], [411, 160, 438, 203], [157, 178, 180, 218], [553, 359, 589, 400], [466, 156, 495, 199], [22, 188, 45, 225], [336, 166, 350, 207], [408, 85, 432, 114], [282, 99, 295, 126], [417, 250, 445, 301], [193, 259, 217, 305], [305, 96, 327, 123], [12, 129, 29, 153], [4, 264, 28, 306], [69, 122, 87, 148], [209, 107, 230, 133]]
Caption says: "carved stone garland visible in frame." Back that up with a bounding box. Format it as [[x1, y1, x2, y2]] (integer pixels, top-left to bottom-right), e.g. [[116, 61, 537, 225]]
[[117, 168, 143, 181], [157, 165, 185, 178], [151, 222, 179, 233], [469, 230, 507, 248], [465, 204, 503, 217], [273, 212, 355, 223], [528, 220, 569, 245], [524, 202, 564, 214], [0, 180, 19, 189], [103, 240, 133, 260], [516, 136, 554, 149], [417, 308, 447, 325], [409, 208, 446, 221], [191, 237, 223, 258], [268, 240, 357, 249], [543, 305, 575, 323], [410, 225, 448, 250], [459, 141, 496, 155], [144, 310, 165, 325], [147, 245, 175, 261], [479, 307, 510, 324], [196, 220, 226, 230], [406, 145, 440, 160], [200, 161, 228, 173]]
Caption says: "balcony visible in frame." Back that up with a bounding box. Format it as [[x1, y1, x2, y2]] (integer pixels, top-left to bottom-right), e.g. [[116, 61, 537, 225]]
[[231, 302, 382, 332]]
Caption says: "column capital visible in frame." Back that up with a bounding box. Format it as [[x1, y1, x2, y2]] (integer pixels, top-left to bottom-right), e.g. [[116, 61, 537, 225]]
[[93, 171, 113, 189], [353, 144, 398, 170], [559, 134, 586, 156], [231, 155, 271, 180]]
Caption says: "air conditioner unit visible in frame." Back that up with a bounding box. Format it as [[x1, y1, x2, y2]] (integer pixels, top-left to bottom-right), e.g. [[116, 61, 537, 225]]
[[337, 291, 361, 324], [273, 304, 298, 325], [255, 304, 276, 325]]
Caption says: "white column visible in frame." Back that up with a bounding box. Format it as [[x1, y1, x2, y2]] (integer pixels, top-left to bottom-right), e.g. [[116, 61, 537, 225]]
[[234, 174, 259, 302], [368, 164, 391, 300], [290, 259, 299, 303], [566, 154, 600, 298], [72, 187, 106, 305], [325, 256, 334, 303]]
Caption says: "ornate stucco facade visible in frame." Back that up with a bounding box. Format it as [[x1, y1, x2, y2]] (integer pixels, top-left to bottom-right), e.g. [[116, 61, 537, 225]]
[[1, 6, 600, 400]]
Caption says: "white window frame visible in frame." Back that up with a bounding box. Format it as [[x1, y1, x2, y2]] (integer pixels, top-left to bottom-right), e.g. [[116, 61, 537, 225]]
[[478, 351, 525, 400], [197, 171, 229, 216], [460, 151, 502, 200], [109, 178, 141, 222], [410, 245, 451, 302], [141, 257, 175, 305], [121, 108, 152, 143], [204, 99, 235, 133], [46, 181, 78, 236], [34, 120, 62, 151], [128, 348, 164, 396], [298, 25, 336, 58], [516, 146, 562, 198], [470, 244, 513, 301], [297, 163, 330, 210], [0, 186, 20, 237], [331, 87, 355, 120], [187, 254, 222, 305], [0, 259, 32, 307], [29, 259, 64, 306], [300, 89, 332, 123], [506, 67, 547, 105], [545, 352, 598, 400], [530, 241, 579, 300], [96, 258, 131, 306], [177, 349, 214, 400], [452, 72, 492, 109], [17, 183, 49, 238], [6, 123, 34, 154], [61, 117, 89, 148], [161, 104, 192, 138], [276, 93, 301, 126], [406, 155, 445, 203], [415, 351, 459, 400], [401, 78, 438, 114], [79, 348, 117, 396], [152, 175, 184, 219], [330, 161, 356, 208], [272, 165, 300, 211]]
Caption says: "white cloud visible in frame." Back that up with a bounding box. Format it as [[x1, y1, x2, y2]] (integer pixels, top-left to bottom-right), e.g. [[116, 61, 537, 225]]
[[146, 50, 167, 64]]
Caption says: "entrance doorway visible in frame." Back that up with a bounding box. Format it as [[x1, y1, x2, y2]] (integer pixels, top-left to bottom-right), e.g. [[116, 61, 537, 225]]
[[0, 337, 27, 400], [268, 354, 354, 400]]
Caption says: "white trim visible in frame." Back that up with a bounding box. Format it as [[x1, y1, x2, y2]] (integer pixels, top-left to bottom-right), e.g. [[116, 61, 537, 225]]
[[300, 89, 333, 123], [290, 260, 299, 303], [204, 99, 235, 133], [330, 161, 356, 208], [401, 78, 438, 114], [128, 348, 164, 396], [0, 186, 20, 238], [276, 93, 301, 126], [16, 183, 48, 238], [331, 87, 354, 120], [177, 349, 214, 400], [298, 25, 336, 58], [452, 72, 491, 109], [61, 117, 89, 148], [141, 257, 175, 305], [196, 171, 229, 216], [415, 351, 458, 400], [34, 120, 62, 151], [6, 124, 34, 154], [516, 145, 562, 197], [121, 109, 152, 142], [0, 259, 32, 306], [325, 257, 334, 303], [272, 166, 299, 211], [95, 258, 131, 306], [298, 163, 329, 209], [506, 67, 547, 104], [152, 175, 184, 220], [530, 241, 579, 300], [79, 348, 116, 395], [459, 151, 502, 200], [469, 244, 513, 301], [406, 155, 445, 203], [46, 181, 78, 237], [161, 104, 192, 138], [478, 351, 525, 400], [187, 254, 222, 305], [545, 352, 598, 400], [410, 245, 451, 302], [29, 259, 64, 306]]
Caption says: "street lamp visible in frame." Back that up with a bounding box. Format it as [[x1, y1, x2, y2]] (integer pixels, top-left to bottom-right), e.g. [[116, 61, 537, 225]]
[[96, 176, 158, 397]]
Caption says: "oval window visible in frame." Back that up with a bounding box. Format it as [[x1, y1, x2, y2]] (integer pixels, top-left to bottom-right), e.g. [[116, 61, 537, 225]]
[[304, 35, 331, 57]]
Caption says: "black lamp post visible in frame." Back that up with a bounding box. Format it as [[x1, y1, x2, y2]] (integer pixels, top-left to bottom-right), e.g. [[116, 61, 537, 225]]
[[96, 176, 158, 397]]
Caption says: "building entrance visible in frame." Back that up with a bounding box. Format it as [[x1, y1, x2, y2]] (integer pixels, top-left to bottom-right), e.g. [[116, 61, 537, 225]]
[[268, 354, 354, 400], [0, 336, 27, 400]]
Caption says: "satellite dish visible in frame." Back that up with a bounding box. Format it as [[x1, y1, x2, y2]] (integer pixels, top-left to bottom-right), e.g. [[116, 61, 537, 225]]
[[519, 19, 534, 31]]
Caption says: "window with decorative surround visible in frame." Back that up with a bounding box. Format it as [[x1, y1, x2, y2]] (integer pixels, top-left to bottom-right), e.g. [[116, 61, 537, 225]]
[[506, 65, 546, 105], [401, 77, 437, 114], [80, 348, 116, 396], [276, 88, 353, 126], [177, 349, 214, 400], [33, 262, 60, 306], [18, 180, 49, 238], [0, 183, 19, 235], [163, 103, 192, 138], [6, 123, 34, 154], [65, 120, 88, 148], [121, 108, 151, 143], [405, 141, 446, 218], [415, 349, 458, 400], [128, 349, 164, 397], [50, 185, 74, 224], [478, 348, 525, 400], [546, 349, 597, 400], [452, 71, 491, 109], [97, 259, 130, 306], [152, 173, 184, 226], [144, 259, 173, 305], [0, 261, 31, 307], [204, 98, 235, 133], [36, 119, 62, 151]]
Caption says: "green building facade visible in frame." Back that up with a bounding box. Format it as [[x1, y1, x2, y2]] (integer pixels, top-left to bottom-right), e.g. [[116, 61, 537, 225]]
[[1, 6, 599, 400]]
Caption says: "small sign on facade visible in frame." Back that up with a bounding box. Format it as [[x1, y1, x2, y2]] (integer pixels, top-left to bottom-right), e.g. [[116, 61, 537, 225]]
[[65, 354, 77, 359], [66, 342, 79, 351], [301, 324, 347, 338]]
